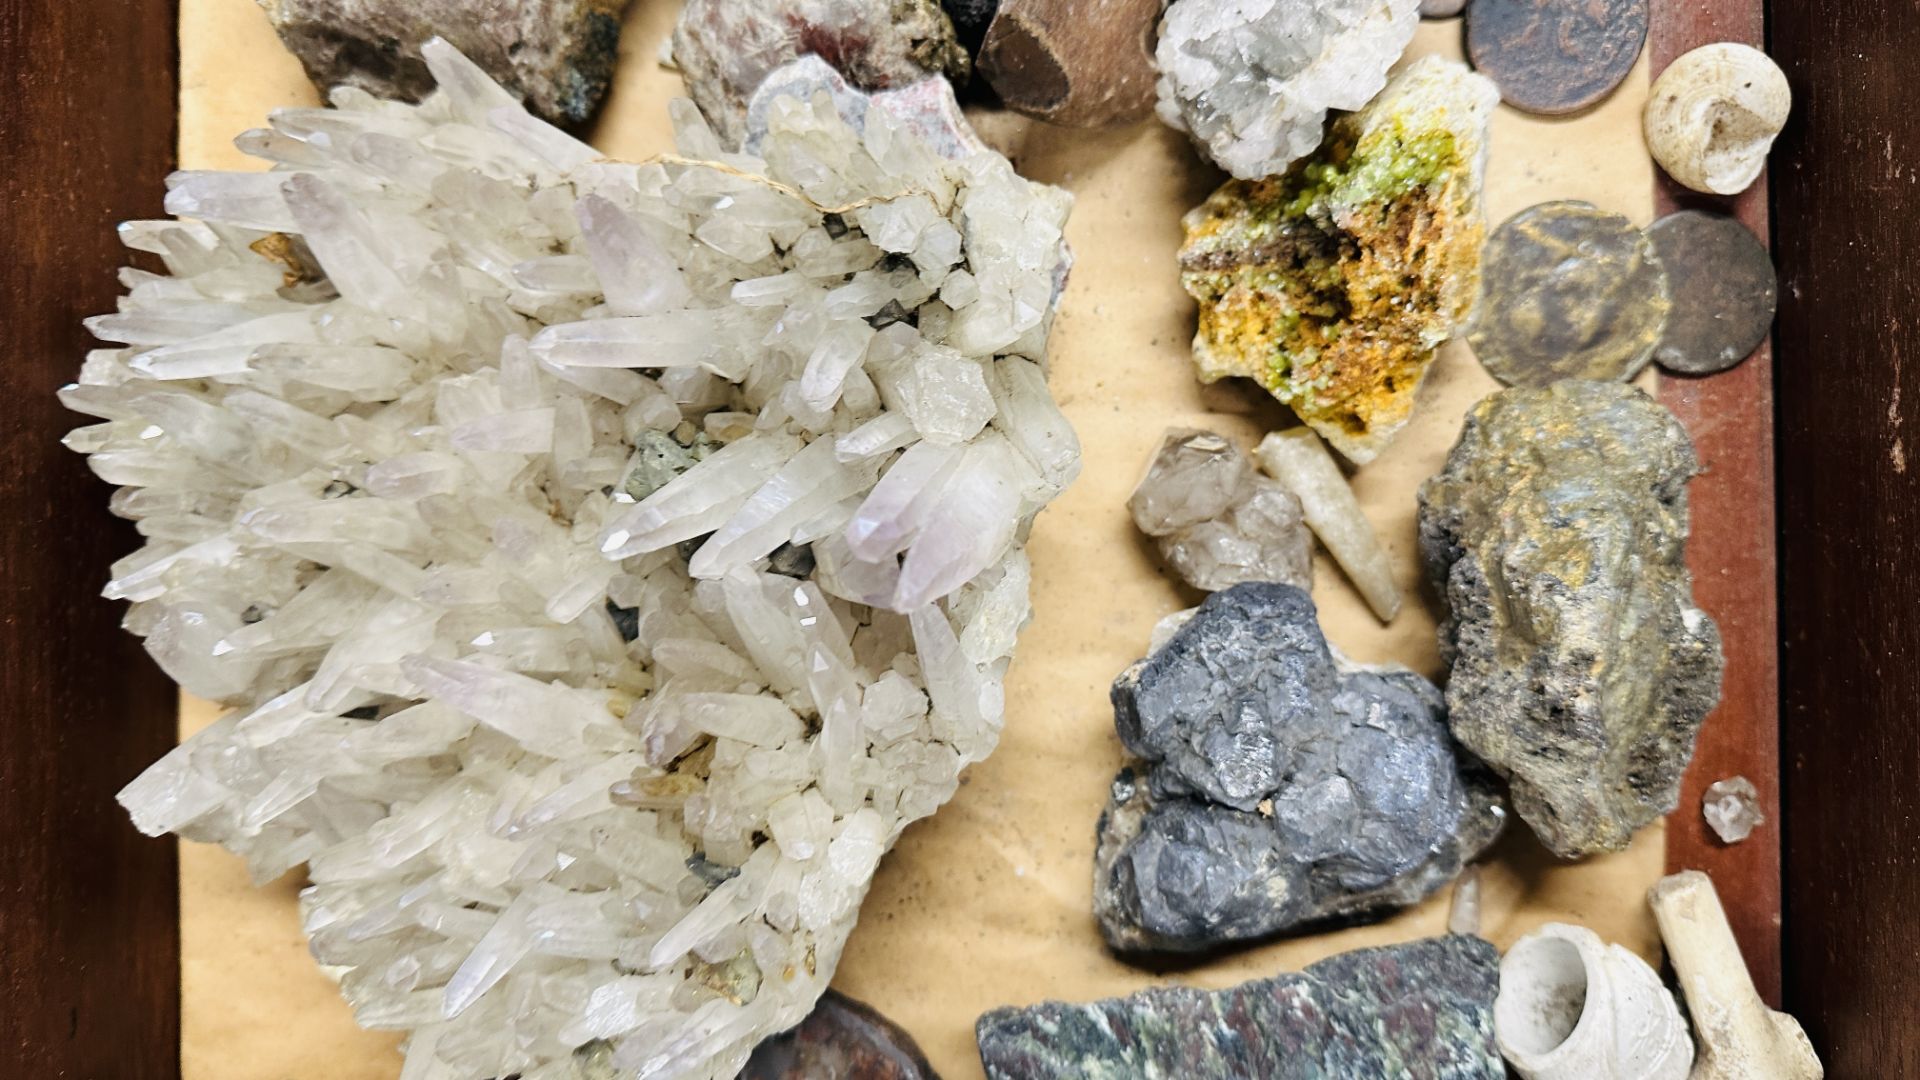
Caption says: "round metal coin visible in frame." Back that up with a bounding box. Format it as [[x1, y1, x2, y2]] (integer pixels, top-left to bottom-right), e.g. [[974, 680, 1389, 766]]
[[1467, 201, 1672, 387], [1466, 0, 1650, 115], [1646, 210, 1777, 375]]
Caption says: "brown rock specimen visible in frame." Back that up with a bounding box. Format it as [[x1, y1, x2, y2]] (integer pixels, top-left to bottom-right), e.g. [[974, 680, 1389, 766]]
[[978, 0, 1161, 127], [673, 0, 972, 148], [257, 0, 628, 124], [742, 991, 942, 1079]]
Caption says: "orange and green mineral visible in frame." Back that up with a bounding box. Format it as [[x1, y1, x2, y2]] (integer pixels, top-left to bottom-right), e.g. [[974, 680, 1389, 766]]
[[1179, 57, 1498, 464]]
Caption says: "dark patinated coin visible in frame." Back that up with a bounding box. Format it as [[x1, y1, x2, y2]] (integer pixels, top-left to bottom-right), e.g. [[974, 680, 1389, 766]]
[[1467, 201, 1671, 387], [742, 990, 941, 1079], [1467, 0, 1649, 115], [1647, 210, 1777, 375]]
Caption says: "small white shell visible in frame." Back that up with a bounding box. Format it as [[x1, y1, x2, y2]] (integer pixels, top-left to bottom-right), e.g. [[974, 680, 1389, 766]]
[[1644, 43, 1791, 195]]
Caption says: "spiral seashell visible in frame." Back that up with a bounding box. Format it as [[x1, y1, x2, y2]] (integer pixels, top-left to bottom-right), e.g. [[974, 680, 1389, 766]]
[[1644, 42, 1791, 195]]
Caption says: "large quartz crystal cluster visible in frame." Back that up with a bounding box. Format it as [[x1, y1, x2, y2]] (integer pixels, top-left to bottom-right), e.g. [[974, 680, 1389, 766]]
[[69, 41, 1076, 1079]]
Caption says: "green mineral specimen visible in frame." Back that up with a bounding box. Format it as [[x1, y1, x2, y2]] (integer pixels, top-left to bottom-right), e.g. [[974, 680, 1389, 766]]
[[1179, 57, 1498, 464]]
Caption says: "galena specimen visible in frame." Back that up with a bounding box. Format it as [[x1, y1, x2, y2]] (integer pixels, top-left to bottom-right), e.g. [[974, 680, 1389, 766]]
[[1418, 381, 1723, 859], [673, 0, 972, 148], [1095, 583, 1504, 953], [258, 0, 629, 125], [75, 41, 1078, 1080], [1156, 0, 1421, 179], [976, 935, 1505, 1078], [1179, 58, 1498, 464], [1129, 429, 1312, 594]]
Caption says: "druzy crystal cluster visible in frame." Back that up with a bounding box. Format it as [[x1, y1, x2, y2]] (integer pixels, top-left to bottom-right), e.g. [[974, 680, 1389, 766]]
[[68, 41, 1077, 1079]]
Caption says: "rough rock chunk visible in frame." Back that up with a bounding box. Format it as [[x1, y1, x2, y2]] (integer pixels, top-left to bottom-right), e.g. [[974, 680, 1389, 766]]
[[976, 935, 1504, 1078], [1418, 381, 1724, 858], [1179, 58, 1497, 463], [1095, 583, 1503, 953], [673, 0, 972, 147], [258, 0, 628, 124], [743, 991, 940, 1079], [1156, 0, 1420, 178], [1129, 430, 1312, 594], [978, 0, 1162, 127]]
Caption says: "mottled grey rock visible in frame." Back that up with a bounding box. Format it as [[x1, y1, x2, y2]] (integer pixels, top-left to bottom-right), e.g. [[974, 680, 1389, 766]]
[[976, 935, 1504, 1079], [1418, 380, 1723, 858], [674, 0, 971, 148], [1129, 430, 1313, 595], [1095, 583, 1503, 953], [258, 0, 627, 124]]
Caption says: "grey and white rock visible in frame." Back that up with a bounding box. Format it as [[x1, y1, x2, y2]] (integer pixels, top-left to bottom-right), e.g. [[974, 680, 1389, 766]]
[[1156, 0, 1421, 178], [976, 935, 1504, 1078], [1419, 380, 1724, 858], [258, 0, 628, 124], [674, 0, 972, 148], [1095, 582, 1504, 953], [1129, 429, 1312, 594]]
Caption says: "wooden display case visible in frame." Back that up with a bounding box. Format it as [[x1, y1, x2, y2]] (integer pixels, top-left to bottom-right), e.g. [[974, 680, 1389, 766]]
[[1, 0, 1909, 1075]]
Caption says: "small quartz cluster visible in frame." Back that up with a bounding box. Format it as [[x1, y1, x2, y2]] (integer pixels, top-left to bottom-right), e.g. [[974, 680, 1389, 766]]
[[1180, 59, 1498, 463], [1156, 0, 1421, 178], [1095, 583, 1504, 953], [1129, 429, 1311, 594], [977, 935, 1504, 1078], [75, 43, 1077, 1079]]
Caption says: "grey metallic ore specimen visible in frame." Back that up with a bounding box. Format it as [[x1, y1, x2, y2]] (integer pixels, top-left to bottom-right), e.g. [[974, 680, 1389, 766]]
[[1419, 380, 1723, 858], [1094, 583, 1503, 953], [976, 935, 1504, 1079], [258, 0, 628, 124]]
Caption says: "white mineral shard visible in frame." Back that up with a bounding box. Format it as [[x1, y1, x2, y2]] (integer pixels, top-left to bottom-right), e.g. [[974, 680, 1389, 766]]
[[1156, 0, 1421, 179], [1255, 427, 1402, 621], [1702, 775, 1765, 843], [1129, 428, 1312, 593], [73, 40, 1076, 1080]]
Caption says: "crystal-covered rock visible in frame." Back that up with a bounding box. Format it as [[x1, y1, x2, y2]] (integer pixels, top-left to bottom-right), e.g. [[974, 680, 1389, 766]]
[[1156, 0, 1421, 179], [74, 40, 1077, 1080]]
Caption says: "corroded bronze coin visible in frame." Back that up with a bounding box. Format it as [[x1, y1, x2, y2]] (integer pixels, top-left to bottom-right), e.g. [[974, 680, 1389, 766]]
[[1467, 0, 1649, 115], [1467, 201, 1671, 387], [1647, 210, 1777, 375]]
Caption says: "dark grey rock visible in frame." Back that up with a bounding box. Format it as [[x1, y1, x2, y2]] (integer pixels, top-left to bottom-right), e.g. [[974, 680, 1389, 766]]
[[1094, 583, 1503, 953], [976, 935, 1504, 1079], [1418, 380, 1723, 858], [259, 0, 628, 125]]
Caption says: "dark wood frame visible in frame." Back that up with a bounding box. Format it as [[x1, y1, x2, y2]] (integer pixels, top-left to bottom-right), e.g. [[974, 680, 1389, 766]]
[[3, 0, 1910, 1074]]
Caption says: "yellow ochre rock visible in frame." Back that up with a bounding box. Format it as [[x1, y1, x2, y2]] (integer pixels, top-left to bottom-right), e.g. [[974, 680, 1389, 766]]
[[1179, 57, 1497, 464]]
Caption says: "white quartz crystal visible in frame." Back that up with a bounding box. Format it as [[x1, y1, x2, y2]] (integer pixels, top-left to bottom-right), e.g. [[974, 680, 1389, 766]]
[[1155, 0, 1420, 179], [74, 41, 1077, 1080]]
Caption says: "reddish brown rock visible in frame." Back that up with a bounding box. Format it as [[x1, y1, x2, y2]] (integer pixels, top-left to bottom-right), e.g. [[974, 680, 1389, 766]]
[[742, 991, 941, 1079], [978, 0, 1161, 127]]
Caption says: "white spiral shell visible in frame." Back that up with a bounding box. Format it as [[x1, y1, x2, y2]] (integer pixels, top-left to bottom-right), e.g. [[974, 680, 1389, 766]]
[[1644, 42, 1791, 196]]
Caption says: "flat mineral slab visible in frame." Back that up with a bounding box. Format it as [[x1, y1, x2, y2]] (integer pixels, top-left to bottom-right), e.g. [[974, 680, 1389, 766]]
[[976, 935, 1504, 1079]]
